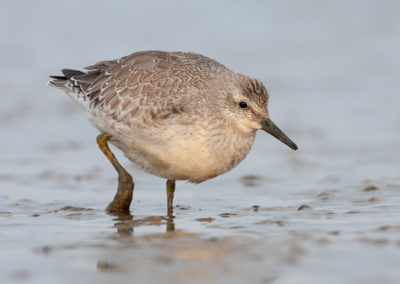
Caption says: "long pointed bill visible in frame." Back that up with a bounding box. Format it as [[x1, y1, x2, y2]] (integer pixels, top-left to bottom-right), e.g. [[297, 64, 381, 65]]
[[261, 118, 298, 150]]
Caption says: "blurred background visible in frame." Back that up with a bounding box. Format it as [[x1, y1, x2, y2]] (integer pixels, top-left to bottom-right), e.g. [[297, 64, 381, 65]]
[[1, 1, 400, 283]]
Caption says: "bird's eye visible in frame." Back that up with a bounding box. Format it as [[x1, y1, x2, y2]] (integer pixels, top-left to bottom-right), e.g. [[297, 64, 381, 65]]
[[239, 101, 248, 108]]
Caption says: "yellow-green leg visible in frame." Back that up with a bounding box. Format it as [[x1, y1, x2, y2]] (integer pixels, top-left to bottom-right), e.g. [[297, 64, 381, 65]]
[[166, 179, 175, 217], [96, 133, 134, 214]]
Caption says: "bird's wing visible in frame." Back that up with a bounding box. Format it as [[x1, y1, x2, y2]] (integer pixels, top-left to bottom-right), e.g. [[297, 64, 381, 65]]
[[71, 51, 212, 125]]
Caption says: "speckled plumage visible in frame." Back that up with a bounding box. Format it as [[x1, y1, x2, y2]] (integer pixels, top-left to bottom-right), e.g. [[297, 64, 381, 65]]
[[49, 51, 290, 183]]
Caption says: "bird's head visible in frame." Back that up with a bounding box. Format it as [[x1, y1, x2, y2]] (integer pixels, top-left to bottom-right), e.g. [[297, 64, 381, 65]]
[[227, 75, 297, 150]]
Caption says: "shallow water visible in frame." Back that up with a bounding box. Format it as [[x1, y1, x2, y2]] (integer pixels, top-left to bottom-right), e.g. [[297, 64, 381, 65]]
[[1, 1, 400, 283]]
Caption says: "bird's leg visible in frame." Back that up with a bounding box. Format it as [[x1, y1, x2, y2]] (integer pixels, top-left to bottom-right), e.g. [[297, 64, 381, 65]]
[[166, 216, 175, 232], [96, 133, 134, 214], [166, 179, 176, 217]]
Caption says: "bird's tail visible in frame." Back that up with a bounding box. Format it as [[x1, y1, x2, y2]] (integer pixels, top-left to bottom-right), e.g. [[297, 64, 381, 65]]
[[48, 69, 90, 110], [48, 69, 85, 89]]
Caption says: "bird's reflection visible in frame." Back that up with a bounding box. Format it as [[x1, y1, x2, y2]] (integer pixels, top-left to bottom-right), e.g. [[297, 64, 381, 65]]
[[112, 211, 134, 236], [109, 211, 176, 237]]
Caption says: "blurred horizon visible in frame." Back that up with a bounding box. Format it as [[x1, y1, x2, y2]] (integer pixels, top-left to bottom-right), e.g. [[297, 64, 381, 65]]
[[1, 0, 399, 182]]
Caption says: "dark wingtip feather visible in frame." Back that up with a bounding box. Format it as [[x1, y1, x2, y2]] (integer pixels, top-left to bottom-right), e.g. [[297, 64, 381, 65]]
[[62, 69, 85, 80], [49, 75, 67, 80]]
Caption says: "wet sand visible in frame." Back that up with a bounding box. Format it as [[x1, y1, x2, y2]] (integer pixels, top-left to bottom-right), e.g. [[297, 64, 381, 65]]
[[1, 1, 400, 283], [2, 172, 400, 283]]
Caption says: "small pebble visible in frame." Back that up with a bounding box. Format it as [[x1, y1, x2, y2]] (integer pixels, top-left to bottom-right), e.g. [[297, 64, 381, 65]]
[[363, 185, 378, 192], [298, 204, 312, 211], [219, 212, 237, 217], [97, 260, 118, 271], [196, 217, 215, 223]]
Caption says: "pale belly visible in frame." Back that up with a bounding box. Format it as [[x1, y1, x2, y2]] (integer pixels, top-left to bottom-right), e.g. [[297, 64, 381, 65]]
[[110, 126, 256, 183]]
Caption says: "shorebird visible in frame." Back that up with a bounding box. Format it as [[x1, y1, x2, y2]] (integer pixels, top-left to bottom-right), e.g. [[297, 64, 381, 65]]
[[48, 51, 297, 216]]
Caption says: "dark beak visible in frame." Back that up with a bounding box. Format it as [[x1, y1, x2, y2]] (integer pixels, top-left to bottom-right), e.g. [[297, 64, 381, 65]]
[[261, 118, 298, 150]]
